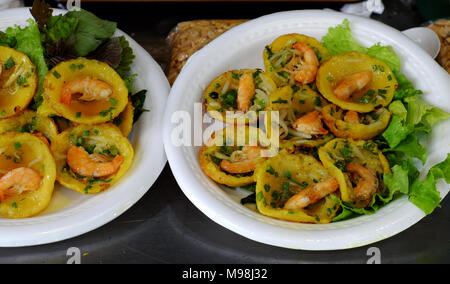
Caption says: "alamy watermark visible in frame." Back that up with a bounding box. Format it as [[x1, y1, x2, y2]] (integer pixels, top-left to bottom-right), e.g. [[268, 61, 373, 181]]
[[170, 103, 281, 157]]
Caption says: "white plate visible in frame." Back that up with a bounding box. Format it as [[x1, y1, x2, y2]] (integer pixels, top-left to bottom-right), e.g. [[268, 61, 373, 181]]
[[0, 8, 169, 247], [163, 10, 450, 250]]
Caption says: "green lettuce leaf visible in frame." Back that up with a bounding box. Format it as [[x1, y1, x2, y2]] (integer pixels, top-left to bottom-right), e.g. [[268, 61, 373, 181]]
[[430, 154, 450, 183], [388, 100, 407, 121], [408, 155, 450, 214], [45, 14, 78, 42], [0, 31, 16, 47], [393, 134, 427, 164], [322, 19, 367, 55], [393, 71, 423, 100], [409, 172, 441, 215], [382, 115, 412, 148], [423, 107, 450, 129], [383, 164, 410, 196], [367, 43, 401, 73]]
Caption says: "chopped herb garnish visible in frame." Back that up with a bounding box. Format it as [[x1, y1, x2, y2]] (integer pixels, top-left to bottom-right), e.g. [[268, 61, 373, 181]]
[[326, 76, 334, 82], [75, 112, 81, 118], [84, 145, 96, 154], [16, 75, 27, 86], [4, 57, 15, 70], [231, 72, 240, 80], [378, 89, 387, 98], [291, 85, 300, 93], [278, 71, 290, 78], [84, 185, 92, 194], [266, 165, 279, 177], [11, 202, 18, 209], [74, 136, 84, 146], [272, 98, 288, 104], [271, 190, 279, 200], [14, 142, 21, 149], [0, 110, 6, 116], [363, 142, 377, 154], [314, 97, 322, 107], [220, 89, 238, 109], [53, 70, 61, 79], [326, 208, 332, 216], [334, 160, 347, 172], [99, 107, 115, 118], [300, 181, 309, 188], [356, 89, 376, 104], [339, 143, 353, 161], [265, 45, 274, 58], [109, 97, 118, 106], [256, 191, 264, 202], [264, 184, 271, 192]]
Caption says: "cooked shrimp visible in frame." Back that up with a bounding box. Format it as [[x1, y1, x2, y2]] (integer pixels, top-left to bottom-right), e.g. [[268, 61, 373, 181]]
[[334, 71, 373, 100], [347, 163, 378, 201], [237, 73, 255, 112], [0, 167, 42, 201], [220, 146, 261, 174], [292, 110, 328, 135], [292, 42, 319, 84], [60, 77, 113, 104], [284, 178, 339, 210], [344, 110, 360, 124], [66, 146, 123, 177]]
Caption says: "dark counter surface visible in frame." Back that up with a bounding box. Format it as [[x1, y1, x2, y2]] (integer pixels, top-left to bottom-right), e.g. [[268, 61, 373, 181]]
[[1, 0, 449, 264]]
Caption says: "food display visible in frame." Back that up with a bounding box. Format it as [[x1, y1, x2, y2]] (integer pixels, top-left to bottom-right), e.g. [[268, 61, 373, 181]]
[[199, 20, 450, 223], [0, 1, 147, 218]]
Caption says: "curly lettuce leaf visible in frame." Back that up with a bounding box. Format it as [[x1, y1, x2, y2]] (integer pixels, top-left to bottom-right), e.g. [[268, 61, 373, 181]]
[[45, 14, 78, 42], [430, 154, 450, 183], [409, 173, 441, 214], [393, 71, 423, 100], [322, 19, 367, 55], [367, 43, 401, 73], [409, 155, 450, 214], [0, 31, 16, 47], [382, 115, 411, 148]]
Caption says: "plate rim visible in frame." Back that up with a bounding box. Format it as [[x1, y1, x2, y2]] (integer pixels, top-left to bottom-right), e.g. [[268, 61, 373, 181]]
[[0, 7, 169, 247], [163, 9, 450, 250]]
